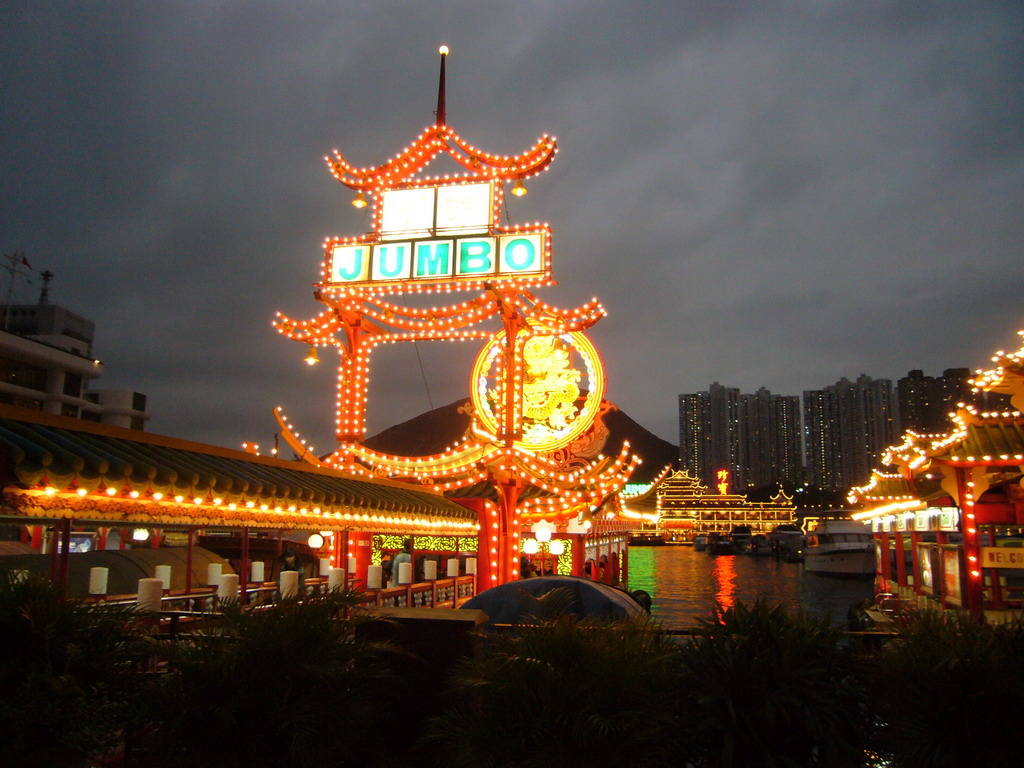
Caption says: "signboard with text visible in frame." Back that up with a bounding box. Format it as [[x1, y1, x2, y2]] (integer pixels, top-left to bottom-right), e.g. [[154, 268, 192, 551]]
[[981, 546, 1024, 569], [325, 180, 552, 289]]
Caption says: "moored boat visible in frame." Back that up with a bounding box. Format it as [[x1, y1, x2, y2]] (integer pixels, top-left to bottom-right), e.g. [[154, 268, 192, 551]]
[[803, 519, 874, 577], [693, 534, 708, 552], [768, 523, 805, 562], [730, 525, 753, 554], [706, 532, 737, 556]]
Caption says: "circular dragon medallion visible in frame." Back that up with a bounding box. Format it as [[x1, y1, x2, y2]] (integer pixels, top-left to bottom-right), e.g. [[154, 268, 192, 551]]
[[470, 328, 605, 453]]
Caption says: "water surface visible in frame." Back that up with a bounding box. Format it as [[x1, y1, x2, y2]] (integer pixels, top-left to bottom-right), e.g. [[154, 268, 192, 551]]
[[627, 545, 874, 629]]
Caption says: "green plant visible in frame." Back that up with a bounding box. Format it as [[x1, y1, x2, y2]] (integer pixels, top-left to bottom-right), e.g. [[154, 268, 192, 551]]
[[423, 594, 682, 768], [870, 611, 1024, 768], [676, 600, 872, 768], [0, 570, 146, 768], [141, 589, 402, 768]]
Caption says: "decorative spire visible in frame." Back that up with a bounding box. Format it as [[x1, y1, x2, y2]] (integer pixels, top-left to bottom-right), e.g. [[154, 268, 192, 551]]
[[435, 45, 449, 126]]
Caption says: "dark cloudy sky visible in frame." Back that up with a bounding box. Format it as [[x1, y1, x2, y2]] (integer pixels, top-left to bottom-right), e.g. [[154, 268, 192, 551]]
[[3, 2, 1022, 453]]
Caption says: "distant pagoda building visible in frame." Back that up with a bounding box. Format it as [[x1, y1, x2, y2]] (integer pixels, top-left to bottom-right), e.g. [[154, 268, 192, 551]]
[[657, 469, 796, 539]]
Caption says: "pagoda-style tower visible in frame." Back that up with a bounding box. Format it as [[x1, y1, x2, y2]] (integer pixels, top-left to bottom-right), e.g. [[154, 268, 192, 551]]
[[273, 49, 638, 587]]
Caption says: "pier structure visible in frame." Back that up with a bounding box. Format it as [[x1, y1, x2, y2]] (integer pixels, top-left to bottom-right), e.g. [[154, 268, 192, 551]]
[[851, 329, 1024, 622], [0, 404, 481, 608], [272, 48, 639, 589]]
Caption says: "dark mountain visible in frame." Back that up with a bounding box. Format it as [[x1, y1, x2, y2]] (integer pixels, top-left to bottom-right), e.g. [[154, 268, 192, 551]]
[[364, 399, 677, 484]]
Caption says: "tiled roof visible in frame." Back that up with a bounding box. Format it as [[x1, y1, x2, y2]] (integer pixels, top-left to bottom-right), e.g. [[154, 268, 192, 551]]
[[936, 419, 1024, 463], [0, 406, 476, 533]]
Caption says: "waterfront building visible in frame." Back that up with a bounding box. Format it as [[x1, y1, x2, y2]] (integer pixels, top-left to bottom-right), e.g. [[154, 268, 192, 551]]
[[0, 289, 149, 429], [803, 374, 896, 493], [657, 468, 795, 539], [850, 330, 1024, 623], [678, 383, 800, 491]]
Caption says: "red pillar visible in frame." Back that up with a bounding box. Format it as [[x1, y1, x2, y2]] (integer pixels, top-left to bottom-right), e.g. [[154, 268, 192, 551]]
[[185, 528, 195, 595], [239, 526, 250, 604], [879, 531, 893, 587], [956, 468, 985, 623], [908, 531, 921, 595], [333, 531, 342, 569], [350, 532, 372, 588], [58, 518, 72, 595], [571, 535, 584, 576], [30, 525, 42, 551], [894, 530, 907, 590]]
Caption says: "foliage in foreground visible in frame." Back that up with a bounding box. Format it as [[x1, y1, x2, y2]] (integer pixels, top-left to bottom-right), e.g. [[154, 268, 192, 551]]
[[141, 590, 402, 768], [0, 570, 146, 768], [870, 610, 1024, 768], [423, 589, 681, 768], [676, 600, 872, 768]]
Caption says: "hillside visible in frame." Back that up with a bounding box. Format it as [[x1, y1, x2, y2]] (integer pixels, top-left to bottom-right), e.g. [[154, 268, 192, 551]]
[[364, 399, 677, 484]]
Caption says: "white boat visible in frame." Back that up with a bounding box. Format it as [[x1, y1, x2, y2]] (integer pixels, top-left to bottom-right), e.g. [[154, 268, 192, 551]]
[[803, 519, 875, 577]]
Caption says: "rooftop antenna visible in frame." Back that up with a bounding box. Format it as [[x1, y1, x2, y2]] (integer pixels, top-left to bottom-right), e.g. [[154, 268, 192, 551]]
[[38, 270, 53, 305], [435, 45, 448, 126], [2, 251, 34, 331]]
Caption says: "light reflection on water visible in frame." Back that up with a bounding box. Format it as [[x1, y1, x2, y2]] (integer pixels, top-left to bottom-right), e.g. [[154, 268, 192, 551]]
[[627, 546, 875, 629]]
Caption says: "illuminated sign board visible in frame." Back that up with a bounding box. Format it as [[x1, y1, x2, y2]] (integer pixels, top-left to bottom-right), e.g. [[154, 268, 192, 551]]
[[329, 231, 548, 286], [381, 183, 492, 239], [325, 181, 550, 288]]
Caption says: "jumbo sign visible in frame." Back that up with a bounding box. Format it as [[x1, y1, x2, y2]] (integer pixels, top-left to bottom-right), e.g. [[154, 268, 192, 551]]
[[325, 181, 550, 288], [328, 232, 547, 285]]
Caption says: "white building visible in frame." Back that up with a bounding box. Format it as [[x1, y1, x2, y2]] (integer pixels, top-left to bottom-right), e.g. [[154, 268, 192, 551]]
[[0, 302, 149, 430]]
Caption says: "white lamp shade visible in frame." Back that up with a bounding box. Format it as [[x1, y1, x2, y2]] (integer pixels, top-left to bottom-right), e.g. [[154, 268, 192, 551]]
[[523, 539, 539, 554], [347, 555, 357, 574], [366, 564, 383, 589], [279, 569, 299, 598], [319, 557, 332, 576], [466, 557, 477, 575], [206, 563, 223, 586], [532, 520, 553, 542], [397, 561, 413, 585], [548, 539, 566, 556], [446, 558, 459, 577], [423, 560, 438, 580], [328, 567, 346, 591], [136, 578, 163, 611], [88, 567, 109, 595], [218, 573, 239, 600], [154, 564, 172, 590], [250, 561, 266, 582]]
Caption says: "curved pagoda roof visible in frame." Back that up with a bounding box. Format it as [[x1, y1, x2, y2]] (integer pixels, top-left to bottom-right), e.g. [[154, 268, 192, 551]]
[[326, 124, 557, 190], [0, 405, 477, 535]]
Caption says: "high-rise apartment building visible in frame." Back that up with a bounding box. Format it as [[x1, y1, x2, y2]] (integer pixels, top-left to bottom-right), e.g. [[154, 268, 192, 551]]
[[897, 368, 1008, 434], [803, 374, 896, 492], [680, 366, 1000, 499], [678, 383, 801, 490]]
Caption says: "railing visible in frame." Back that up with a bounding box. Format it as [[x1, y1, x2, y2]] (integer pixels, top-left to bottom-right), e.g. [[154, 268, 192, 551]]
[[94, 575, 477, 616], [353, 576, 477, 609]]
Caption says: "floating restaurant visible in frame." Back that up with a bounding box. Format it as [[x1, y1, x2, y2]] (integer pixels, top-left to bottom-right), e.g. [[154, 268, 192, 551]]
[[0, 48, 646, 604], [630, 468, 795, 543], [850, 330, 1024, 622]]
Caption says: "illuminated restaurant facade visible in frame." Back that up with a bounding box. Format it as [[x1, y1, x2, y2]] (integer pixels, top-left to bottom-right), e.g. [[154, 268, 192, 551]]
[[850, 330, 1024, 622]]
